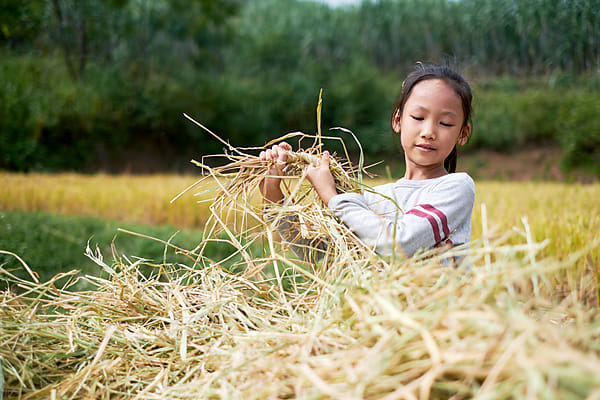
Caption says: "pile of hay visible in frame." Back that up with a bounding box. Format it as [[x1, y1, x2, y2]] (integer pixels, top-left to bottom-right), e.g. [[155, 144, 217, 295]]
[[2, 125, 599, 399], [174, 115, 382, 271], [2, 235, 599, 398]]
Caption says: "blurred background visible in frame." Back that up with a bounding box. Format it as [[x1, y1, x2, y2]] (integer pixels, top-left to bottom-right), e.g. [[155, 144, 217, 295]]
[[1, 0, 599, 289], [1, 0, 599, 179]]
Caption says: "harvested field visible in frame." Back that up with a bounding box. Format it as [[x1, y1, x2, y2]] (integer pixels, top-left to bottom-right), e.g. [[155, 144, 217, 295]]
[[1, 133, 599, 398], [2, 225, 599, 398]]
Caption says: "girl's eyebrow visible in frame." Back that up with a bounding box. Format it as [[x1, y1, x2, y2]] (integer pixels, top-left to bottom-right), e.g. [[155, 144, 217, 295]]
[[440, 111, 458, 117], [410, 105, 458, 118]]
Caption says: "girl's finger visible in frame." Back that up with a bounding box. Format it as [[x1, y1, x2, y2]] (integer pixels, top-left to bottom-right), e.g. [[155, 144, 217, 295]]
[[320, 151, 330, 168], [277, 148, 288, 164], [280, 142, 292, 151]]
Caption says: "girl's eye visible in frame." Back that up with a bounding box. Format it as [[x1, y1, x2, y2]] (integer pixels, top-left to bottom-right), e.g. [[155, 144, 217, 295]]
[[441, 122, 454, 127], [411, 116, 424, 121]]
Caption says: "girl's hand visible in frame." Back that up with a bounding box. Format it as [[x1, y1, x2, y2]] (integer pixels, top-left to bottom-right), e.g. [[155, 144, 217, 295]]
[[259, 142, 292, 203], [306, 151, 338, 205]]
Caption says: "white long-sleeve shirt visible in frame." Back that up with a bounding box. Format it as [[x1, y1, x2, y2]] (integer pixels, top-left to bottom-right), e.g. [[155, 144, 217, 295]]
[[327, 172, 475, 257], [270, 172, 475, 260]]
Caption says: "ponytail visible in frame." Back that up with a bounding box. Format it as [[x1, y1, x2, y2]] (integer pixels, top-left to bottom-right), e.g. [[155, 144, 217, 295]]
[[444, 145, 457, 173]]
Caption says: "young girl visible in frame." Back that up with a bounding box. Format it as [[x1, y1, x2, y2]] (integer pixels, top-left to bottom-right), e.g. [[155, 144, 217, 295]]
[[259, 64, 475, 259]]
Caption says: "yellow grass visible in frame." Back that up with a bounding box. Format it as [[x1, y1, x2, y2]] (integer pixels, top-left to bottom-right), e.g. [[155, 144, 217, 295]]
[[1, 171, 598, 262], [473, 181, 600, 262], [1, 170, 598, 290], [2, 169, 600, 398], [0, 172, 212, 228]]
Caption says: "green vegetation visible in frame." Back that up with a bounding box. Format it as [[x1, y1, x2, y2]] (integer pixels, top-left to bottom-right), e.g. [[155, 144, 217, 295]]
[[0, 210, 254, 290], [0, 0, 599, 174], [470, 79, 600, 175]]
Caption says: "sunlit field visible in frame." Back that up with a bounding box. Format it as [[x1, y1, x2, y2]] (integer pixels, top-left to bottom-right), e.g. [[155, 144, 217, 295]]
[[0, 172, 211, 228], [2, 170, 598, 298], [2, 171, 600, 398], [2, 171, 599, 261]]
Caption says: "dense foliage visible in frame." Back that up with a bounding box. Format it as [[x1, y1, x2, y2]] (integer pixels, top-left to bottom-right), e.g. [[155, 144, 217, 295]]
[[0, 210, 248, 289], [2, 174, 598, 288], [0, 0, 599, 173]]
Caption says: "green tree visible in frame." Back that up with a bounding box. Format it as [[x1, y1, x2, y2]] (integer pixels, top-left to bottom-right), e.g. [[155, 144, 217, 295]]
[[47, 0, 133, 80], [0, 0, 45, 47]]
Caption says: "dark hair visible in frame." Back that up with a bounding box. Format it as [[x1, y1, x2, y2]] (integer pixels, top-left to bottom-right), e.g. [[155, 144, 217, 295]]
[[391, 63, 473, 173]]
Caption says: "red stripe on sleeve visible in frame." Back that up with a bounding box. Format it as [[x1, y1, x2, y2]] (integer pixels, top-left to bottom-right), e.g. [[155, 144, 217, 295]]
[[406, 208, 441, 242], [420, 204, 450, 237]]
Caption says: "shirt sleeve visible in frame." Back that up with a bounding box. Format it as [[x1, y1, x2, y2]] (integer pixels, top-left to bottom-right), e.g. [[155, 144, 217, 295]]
[[327, 174, 475, 257]]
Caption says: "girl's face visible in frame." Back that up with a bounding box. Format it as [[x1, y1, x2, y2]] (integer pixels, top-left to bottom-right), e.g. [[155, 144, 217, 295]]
[[393, 79, 470, 179]]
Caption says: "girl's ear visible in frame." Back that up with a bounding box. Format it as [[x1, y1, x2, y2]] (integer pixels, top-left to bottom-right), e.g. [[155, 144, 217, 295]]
[[457, 124, 471, 146], [392, 109, 402, 133]]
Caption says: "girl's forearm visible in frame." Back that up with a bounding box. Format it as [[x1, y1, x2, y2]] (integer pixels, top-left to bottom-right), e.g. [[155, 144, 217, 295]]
[[262, 177, 284, 203], [259, 143, 292, 204], [315, 184, 337, 206], [306, 150, 338, 205]]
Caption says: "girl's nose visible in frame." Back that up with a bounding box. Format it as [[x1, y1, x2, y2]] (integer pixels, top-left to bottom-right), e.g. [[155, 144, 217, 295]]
[[420, 122, 436, 139]]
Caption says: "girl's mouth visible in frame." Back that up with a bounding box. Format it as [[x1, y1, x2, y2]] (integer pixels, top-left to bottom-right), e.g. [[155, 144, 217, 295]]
[[416, 143, 435, 152]]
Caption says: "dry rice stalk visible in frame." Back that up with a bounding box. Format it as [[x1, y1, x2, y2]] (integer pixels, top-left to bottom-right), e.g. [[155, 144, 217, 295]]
[[1, 231, 599, 399], [172, 124, 380, 275], [2, 121, 599, 398]]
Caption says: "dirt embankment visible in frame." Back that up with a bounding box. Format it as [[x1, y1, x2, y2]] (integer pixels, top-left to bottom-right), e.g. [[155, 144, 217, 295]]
[[461, 145, 597, 182], [92, 143, 597, 182]]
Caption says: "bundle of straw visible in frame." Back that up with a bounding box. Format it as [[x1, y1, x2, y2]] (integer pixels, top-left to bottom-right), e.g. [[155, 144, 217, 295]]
[[172, 114, 378, 270], [2, 114, 599, 398], [1, 228, 599, 399]]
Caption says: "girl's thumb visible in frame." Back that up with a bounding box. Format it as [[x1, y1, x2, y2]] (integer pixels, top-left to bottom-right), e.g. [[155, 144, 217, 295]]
[[321, 151, 330, 167]]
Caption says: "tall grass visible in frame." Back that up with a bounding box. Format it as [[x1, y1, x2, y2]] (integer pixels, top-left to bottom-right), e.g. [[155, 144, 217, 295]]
[[1, 172, 598, 261], [354, 0, 600, 75], [473, 181, 600, 288], [0, 172, 211, 229], [1, 169, 598, 302], [1, 162, 599, 398]]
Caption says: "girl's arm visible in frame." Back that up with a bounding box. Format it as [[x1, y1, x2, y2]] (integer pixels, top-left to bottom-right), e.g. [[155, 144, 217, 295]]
[[260, 142, 328, 262], [327, 174, 475, 257], [261, 147, 338, 205], [306, 151, 338, 205]]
